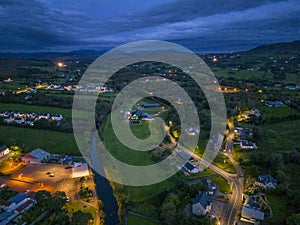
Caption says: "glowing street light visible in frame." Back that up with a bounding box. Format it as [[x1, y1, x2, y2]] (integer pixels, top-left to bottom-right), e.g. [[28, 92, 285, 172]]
[[57, 62, 64, 67]]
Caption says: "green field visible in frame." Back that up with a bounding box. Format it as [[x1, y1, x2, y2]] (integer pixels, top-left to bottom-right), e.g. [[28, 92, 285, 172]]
[[259, 119, 300, 151], [0, 126, 79, 155], [128, 214, 160, 225], [257, 105, 300, 121], [0, 103, 72, 117]]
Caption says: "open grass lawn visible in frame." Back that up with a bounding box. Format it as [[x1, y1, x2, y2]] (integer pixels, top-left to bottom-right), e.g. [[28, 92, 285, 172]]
[[0, 103, 72, 117], [257, 105, 300, 121], [212, 153, 236, 174], [266, 194, 288, 224], [103, 115, 164, 166], [0, 126, 79, 155], [130, 121, 151, 139], [210, 175, 231, 193], [65, 201, 96, 225], [123, 173, 180, 204], [259, 119, 300, 151], [127, 214, 160, 225]]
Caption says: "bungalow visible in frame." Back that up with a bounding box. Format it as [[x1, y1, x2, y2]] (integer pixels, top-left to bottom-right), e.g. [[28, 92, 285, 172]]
[[241, 196, 264, 223], [38, 113, 50, 120], [264, 100, 285, 107], [255, 174, 277, 189], [184, 162, 199, 174], [192, 192, 211, 216], [240, 141, 257, 150], [14, 117, 25, 124], [22, 148, 50, 164], [241, 206, 264, 224], [51, 114, 63, 121], [0, 146, 9, 158], [3, 117, 13, 123]]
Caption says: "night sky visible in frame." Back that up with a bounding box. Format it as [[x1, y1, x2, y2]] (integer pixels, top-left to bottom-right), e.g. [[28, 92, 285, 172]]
[[0, 0, 299, 52]]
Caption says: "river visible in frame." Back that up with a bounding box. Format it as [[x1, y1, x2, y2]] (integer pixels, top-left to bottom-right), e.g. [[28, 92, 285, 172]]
[[93, 170, 120, 225], [90, 131, 119, 225]]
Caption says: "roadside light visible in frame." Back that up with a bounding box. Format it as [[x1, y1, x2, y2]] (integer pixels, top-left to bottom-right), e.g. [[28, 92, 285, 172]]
[[57, 62, 64, 67]]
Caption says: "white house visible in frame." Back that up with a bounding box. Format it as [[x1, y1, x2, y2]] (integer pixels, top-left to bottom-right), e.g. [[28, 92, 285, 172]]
[[0, 146, 9, 158]]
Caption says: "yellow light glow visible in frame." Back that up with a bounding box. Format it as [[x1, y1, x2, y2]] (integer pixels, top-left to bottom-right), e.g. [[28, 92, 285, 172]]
[[57, 62, 64, 67]]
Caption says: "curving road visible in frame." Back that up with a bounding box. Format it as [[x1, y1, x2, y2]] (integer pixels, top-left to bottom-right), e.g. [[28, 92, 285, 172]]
[[176, 119, 244, 225]]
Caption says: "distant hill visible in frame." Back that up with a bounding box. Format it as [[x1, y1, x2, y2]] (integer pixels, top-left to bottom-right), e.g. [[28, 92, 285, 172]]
[[243, 40, 300, 56]]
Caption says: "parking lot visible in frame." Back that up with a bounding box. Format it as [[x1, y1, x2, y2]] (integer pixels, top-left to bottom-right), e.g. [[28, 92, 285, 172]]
[[0, 163, 78, 194]]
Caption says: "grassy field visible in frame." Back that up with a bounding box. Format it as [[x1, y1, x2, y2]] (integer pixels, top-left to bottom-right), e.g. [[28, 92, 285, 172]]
[[127, 214, 160, 225], [0, 126, 79, 155], [103, 110, 170, 166], [0, 103, 72, 117], [257, 105, 300, 121], [65, 201, 97, 225], [259, 119, 300, 151]]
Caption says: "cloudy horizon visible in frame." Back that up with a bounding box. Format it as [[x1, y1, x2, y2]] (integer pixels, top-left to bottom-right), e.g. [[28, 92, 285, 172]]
[[0, 0, 299, 53]]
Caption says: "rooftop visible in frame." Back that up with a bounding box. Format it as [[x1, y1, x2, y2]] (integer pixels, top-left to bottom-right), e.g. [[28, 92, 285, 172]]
[[192, 192, 210, 208], [0, 145, 8, 153], [7, 193, 28, 204]]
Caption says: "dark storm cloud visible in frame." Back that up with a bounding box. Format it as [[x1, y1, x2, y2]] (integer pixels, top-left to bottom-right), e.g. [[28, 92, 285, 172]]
[[0, 0, 299, 52]]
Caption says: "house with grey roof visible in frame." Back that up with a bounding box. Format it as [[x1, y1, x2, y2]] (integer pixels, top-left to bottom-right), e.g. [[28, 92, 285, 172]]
[[184, 162, 199, 174], [241, 196, 264, 223], [255, 174, 277, 189], [6, 193, 29, 211], [192, 192, 211, 216]]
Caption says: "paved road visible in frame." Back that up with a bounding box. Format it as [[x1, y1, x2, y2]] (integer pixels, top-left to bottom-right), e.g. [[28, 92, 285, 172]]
[[176, 119, 244, 225], [224, 120, 244, 225]]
